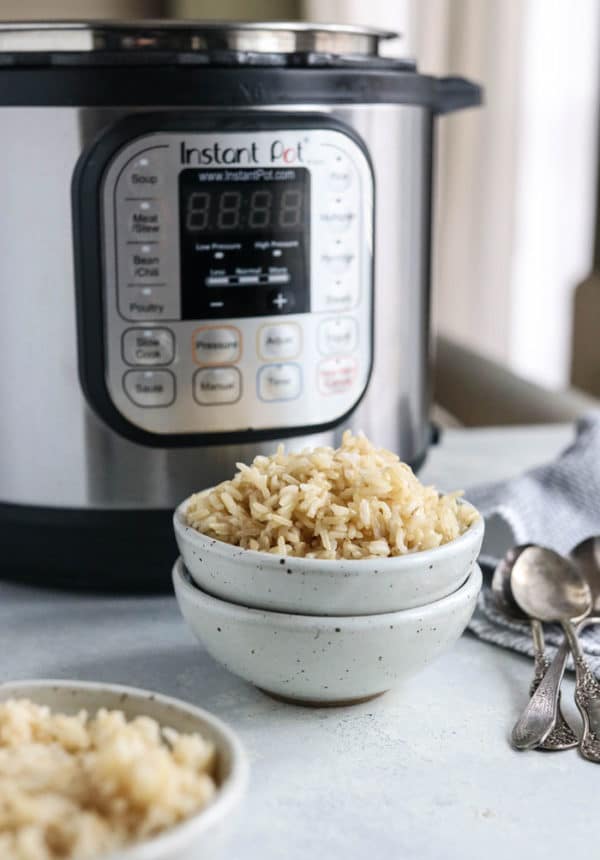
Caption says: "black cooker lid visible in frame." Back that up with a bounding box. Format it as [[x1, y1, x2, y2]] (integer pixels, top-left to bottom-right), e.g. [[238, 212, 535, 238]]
[[0, 20, 415, 70]]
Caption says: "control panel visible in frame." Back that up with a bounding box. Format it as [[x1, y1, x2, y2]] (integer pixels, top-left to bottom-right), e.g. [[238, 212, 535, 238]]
[[99, 124, 373, 437]]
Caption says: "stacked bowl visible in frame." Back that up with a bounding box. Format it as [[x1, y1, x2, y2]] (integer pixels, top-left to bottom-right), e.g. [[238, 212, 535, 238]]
[[173, 501, 484, 706]]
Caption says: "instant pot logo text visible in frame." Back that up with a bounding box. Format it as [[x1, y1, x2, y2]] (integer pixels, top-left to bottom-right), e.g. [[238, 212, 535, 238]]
[[180, 139, 304, 165]]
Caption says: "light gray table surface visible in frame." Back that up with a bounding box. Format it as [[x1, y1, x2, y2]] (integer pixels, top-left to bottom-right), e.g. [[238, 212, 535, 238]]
[[1, 424, 597, 860]]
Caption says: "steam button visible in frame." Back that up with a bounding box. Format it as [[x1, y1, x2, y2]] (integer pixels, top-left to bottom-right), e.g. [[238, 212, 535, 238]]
[[318, 317, 358, 355]]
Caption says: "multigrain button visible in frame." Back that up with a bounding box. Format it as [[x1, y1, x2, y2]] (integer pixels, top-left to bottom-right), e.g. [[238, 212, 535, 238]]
[[192, 326, 241, 365], [258, 323, 301, 360], [318, 317, 358, 355], [122, 328, 174, 366], [318, 357, 358, 395], [257, 363, 302, 402], [123, 370, 175, 407], [194, 367, 241, 405]]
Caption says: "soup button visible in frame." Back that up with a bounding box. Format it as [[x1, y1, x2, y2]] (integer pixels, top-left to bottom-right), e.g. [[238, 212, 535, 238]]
[[257, 364, 302, 401]]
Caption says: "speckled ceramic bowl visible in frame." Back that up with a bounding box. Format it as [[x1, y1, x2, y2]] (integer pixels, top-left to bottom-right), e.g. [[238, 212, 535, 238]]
[[173, 499, 484, 616], [173, 558, 482, 706], [0, 680, 248, 860]]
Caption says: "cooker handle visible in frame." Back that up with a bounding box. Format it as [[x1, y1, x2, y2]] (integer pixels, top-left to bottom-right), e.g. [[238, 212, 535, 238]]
[[433, 77, 483, 115]]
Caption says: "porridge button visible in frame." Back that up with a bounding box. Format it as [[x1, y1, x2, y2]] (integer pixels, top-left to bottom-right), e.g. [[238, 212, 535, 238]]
[[194, 367, 241, 405], [258, 323, 301, 360], [123, 370, 175, 407], [257, 364, 302, 402], [193, 326, 241, 365]]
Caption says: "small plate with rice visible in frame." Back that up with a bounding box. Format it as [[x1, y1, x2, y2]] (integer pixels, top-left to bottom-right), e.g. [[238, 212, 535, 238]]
[[174, 431, 484, 616]]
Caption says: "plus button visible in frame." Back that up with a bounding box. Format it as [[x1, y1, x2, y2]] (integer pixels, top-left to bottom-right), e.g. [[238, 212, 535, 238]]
[[272, 292, 289, 310]]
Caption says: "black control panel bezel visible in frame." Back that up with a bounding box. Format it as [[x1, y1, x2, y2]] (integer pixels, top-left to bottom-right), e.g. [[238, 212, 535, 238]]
[[72, 111, 375, 448]]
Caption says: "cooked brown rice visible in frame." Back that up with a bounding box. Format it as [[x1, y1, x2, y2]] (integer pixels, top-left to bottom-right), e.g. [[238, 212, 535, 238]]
[[185, 430, 478, 559], [0, 699, 217, 860]]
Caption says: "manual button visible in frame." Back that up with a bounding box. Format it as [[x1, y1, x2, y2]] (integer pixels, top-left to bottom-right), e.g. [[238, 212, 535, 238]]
[[194, 367, 241, 405], [258, 363, 302, 402], [122, 328, 174, 366], [123, 370, 175, 407]]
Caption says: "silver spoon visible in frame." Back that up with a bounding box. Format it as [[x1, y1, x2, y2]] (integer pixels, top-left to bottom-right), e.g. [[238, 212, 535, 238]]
[[511, 546, 600, 764], [492, 546, 578, 751], [511, 537, 600, 751]]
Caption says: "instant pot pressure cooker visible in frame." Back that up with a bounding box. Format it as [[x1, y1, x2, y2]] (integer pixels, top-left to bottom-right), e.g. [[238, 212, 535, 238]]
[[0, 21, 481, 588]]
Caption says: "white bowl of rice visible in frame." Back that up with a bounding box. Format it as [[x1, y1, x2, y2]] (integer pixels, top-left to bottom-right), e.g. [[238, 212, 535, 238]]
[[174, 431, 483, 616], [0, 680, 248, 860]]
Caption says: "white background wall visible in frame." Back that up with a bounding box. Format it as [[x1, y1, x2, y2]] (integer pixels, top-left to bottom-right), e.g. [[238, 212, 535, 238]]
[[305, 0, 600, 389]]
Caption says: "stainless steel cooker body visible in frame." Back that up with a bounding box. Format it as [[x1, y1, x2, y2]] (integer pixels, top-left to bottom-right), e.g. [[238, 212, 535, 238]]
[[0, 22, 480, 587]]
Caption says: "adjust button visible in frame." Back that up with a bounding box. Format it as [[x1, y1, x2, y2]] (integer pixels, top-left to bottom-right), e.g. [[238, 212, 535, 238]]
[[258, 323, 301, 360], [318, 357, 358, 395], [193, 326, 241, 365], [123, 370, 175, 408], [319, 317, 358, 355], [194, 367, 241, 405], [122, 328, 174, 366], [257, 363, 302, 402]]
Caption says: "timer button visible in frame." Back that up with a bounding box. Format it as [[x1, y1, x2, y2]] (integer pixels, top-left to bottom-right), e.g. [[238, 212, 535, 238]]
[[194, 367, 241, 405], [127, 153, 163, 191], [122, 328, 174, 366], [257, 363, 302, 402], [318, 317, 358, 355], [258, 323, 301, 360], [192, 326, 241, 366], [123, 370, 175, 408]]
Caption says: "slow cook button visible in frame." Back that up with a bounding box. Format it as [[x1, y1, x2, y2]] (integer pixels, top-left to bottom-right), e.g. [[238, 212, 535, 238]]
[[122, 328, 174, 366], [318, 357, 358, 395], [258, 323, 301, 360], [126, 153, 163, 191], [193, 326, 241, 365], [257, 364, 302, 402], [194, 367, 241, 405], [123, 370, 175, 408], [318, 317, 358, 355]]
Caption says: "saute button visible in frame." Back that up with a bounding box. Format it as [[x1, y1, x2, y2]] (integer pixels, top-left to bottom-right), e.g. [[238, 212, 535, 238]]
[[126, 154, 163, 191], [194, 367, 241, 405], [123, 370, 175, 407], [193, 326, 241, 365], [257, 364, 302, 402], [122, 328, 174, 366], [258, 323, 301, 360], [318, 317, 358, 355], [318, 357, 358, 395]]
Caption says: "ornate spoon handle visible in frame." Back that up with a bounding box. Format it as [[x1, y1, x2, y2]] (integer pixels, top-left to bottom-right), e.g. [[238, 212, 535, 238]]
[[511, 628, 573, 750], [562, 621, 600, 763], [528, 654, 578, 751]]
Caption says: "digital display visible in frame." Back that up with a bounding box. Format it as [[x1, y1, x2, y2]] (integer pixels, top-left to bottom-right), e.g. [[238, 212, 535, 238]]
[[179, 167, 310, 320]]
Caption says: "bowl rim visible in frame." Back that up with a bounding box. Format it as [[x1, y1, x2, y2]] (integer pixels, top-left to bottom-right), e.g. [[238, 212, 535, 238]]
[[173, 557, 483, 627], [173, 495, 484, 569], [0, 679, 249, 860]]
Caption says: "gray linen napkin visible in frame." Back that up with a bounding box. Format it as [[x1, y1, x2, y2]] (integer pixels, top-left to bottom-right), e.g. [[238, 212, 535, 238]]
[[466, 412, 600, 673]]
